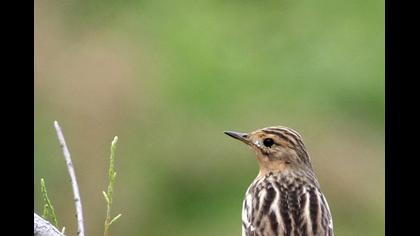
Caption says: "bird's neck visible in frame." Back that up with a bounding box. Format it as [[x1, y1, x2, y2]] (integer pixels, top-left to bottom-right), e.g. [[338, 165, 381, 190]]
[[257, 165, 286, 178], [256, 156, 289, 175], [257, 164, 316, 183]]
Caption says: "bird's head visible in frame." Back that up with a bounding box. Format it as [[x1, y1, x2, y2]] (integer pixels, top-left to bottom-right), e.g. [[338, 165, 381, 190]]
[[224, 126, 313, 175]]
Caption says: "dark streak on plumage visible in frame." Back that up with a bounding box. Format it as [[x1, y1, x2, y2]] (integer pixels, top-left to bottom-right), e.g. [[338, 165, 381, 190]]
[[269, 211, 278, 234], [263, 184, 276, 215], [309, 189, 319, 234], [289, 188, 301, 236], [300, 192, 309, 235], [255, 186, 261, 213], [278, 183, 292, 236], [262, 130, 296, 147]]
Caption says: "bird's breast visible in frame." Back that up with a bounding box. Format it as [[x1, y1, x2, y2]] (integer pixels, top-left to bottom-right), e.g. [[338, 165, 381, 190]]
[[241, 173, 333, 236]]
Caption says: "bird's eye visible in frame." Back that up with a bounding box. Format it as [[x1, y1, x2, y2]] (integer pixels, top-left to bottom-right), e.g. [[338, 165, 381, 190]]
[[263, 138, 274, 147]]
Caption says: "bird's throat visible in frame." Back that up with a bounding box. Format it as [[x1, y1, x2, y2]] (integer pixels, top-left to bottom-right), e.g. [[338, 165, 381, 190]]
[[257, 158, 288, 177]]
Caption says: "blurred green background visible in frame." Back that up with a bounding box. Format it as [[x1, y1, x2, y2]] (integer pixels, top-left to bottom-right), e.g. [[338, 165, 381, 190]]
[[34, 0, 384, 235]]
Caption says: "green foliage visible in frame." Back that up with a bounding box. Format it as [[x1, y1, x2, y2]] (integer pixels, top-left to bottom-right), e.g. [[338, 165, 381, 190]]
[[41, 178, 59, 228], [103, 136, 122, 236]]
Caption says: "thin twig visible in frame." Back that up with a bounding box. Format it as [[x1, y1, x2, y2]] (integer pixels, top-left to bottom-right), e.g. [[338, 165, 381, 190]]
[[54, 121, 85, 236]]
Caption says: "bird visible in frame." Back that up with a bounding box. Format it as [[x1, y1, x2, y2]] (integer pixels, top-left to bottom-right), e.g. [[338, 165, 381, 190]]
[[224, 126, 333, 236]]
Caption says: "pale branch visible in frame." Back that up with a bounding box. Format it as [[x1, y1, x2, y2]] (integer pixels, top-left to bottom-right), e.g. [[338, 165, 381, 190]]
[[54, 121, 85, 236], [34, 213, 65, 236]]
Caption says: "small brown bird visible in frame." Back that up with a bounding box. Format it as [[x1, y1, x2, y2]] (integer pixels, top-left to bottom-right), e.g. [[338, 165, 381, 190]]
[[224, 126, 333, 236]]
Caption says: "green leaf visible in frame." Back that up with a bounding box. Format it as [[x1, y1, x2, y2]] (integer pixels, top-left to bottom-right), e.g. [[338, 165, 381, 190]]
[[103, 191, 110, 203]]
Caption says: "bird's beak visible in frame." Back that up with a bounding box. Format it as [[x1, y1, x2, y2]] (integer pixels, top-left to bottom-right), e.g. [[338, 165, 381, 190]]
[[224, 131, 250, 144]]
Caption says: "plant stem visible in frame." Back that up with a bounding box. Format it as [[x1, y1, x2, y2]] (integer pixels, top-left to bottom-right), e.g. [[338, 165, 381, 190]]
[[104, 136, 121, 236]]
